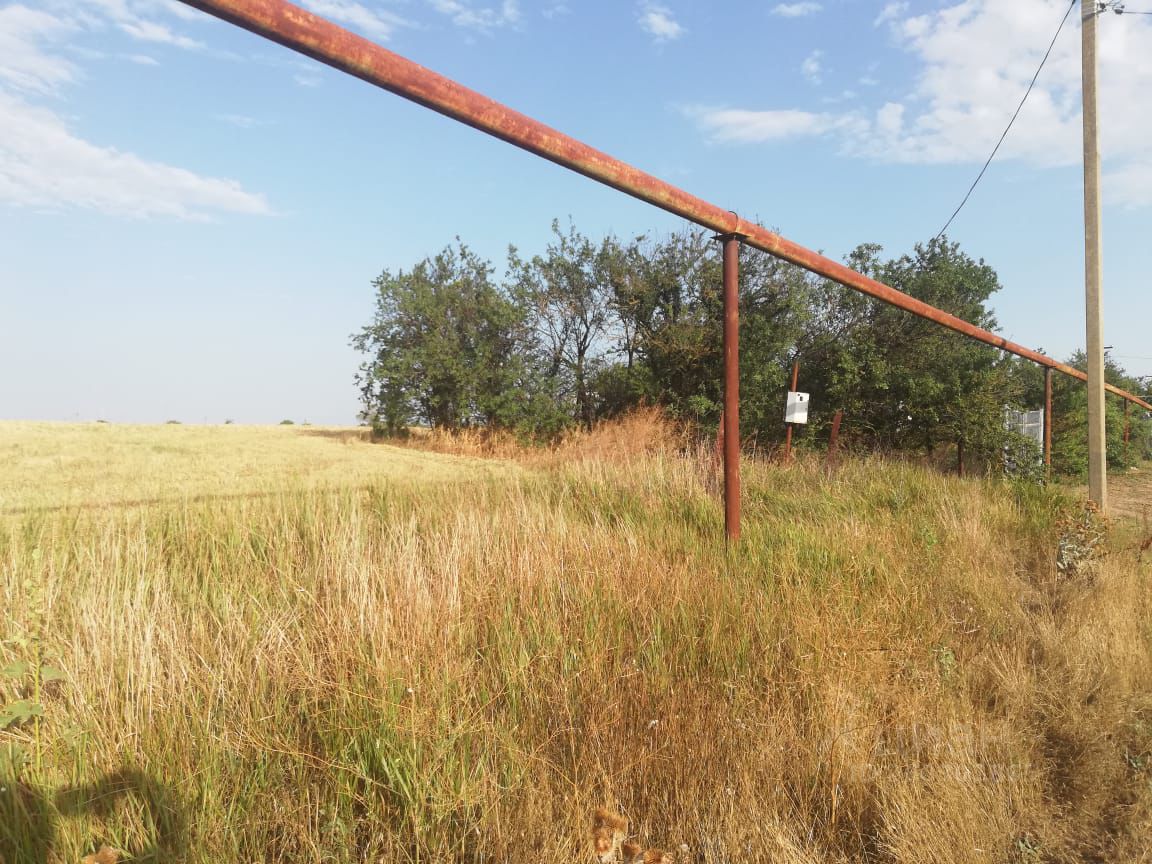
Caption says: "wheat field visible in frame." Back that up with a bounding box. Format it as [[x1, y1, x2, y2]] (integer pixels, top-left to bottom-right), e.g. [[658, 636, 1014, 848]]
[[1, 419, 1150, 863]]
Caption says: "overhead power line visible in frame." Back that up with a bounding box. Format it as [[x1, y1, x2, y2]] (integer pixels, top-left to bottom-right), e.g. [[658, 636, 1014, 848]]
[[932, 0, 1078, 242]]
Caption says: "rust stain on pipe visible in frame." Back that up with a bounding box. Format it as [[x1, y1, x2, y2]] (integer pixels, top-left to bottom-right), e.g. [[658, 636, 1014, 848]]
[[177, 0, 1152, 413]]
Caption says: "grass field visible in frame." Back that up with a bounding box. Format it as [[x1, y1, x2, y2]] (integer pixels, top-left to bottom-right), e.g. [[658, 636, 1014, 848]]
[[0, 422, 516, 515], [2, 420, 1151, 863]]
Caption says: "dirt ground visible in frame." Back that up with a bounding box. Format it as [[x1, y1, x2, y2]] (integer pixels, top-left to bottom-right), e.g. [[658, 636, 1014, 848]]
[[1110, 462, 1152, 525]]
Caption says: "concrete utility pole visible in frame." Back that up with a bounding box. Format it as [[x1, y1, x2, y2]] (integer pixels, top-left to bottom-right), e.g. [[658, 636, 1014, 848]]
[[1082, 0, 1108, 509]]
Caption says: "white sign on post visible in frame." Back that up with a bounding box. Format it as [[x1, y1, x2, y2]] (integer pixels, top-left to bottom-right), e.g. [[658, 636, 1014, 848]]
[[785, 391, 810, 424]]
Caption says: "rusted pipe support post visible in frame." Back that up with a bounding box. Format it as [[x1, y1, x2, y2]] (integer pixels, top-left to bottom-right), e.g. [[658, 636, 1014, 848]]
[[1044, 367, 1053, 476], [1124, 400, 1131, 461], [784, 360, 800, 461], [719, 234, 742, 543]]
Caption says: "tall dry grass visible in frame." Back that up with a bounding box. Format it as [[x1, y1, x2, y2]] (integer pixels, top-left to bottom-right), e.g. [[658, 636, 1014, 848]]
[[1, 419, 1150, 863]]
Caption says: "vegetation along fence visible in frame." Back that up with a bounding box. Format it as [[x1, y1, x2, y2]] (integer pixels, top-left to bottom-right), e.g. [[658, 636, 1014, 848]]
[[176, 0, 1152, 540]]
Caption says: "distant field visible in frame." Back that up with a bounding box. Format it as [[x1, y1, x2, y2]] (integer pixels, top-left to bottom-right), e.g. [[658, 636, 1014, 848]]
[[0, 422, 518, 514]]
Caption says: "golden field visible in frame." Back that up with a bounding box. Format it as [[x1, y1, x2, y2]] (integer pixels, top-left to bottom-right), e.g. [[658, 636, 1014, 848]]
[[1, 418, 1150, 863]]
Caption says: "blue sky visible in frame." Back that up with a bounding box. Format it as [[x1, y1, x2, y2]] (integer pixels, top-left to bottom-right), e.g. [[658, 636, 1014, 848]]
[[2, 0, 1150, 424]]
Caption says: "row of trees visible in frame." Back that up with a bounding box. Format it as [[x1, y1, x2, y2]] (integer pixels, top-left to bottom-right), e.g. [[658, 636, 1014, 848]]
[[352, 221, 1150, 475]]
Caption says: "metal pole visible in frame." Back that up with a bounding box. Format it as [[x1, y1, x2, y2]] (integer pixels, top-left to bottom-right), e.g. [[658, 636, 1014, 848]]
[[1082, 0, 1108, 509], [173, 0, 1151, 414], [1044, 367, 1054, 475], [1124, 400, 1131, 461], [721, 235, 741, 543], [784, 360, 799, 460]]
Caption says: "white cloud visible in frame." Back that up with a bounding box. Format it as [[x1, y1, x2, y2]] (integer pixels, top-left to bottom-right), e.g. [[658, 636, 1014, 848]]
[[428, 0, 520, 32], [874, 1, 908, 27], [122, 52, 158, 64], [117, 17, 202, 48], [801, 48, 823, 84], [300, 0, 412, 39], [70, 0, 205, 50], [685, 106, 863, 143], [638, 2, 683, 42], [771, 2, 822, 18], [0, 0, 271, 220], [218, 113, 268, 129], [160, 0, 209, 22], [0, 6, 78, 95], [688, 0, 1152, 207], [0, 91, 270, 219]]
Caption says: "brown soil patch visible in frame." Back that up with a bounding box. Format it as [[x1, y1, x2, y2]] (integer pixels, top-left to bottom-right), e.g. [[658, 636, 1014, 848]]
[[1110, 463, 1152, 524]]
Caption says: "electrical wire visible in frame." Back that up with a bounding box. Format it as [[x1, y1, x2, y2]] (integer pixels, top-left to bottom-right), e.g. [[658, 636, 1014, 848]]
[[932, 0, 1078, 242]]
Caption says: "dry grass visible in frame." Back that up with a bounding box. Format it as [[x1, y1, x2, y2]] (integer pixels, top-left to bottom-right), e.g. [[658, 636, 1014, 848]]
[[0, 422, 517, 515], [396, 407, 688, 467], [1, 418, 1151, 863]]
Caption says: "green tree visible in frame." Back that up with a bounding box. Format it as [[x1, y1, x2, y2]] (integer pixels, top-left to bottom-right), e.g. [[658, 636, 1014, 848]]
[[352, 241, 549, 434], [510, 221, 620, 427], [1049, 352, 1148, 476], [799, 237, 1013, 462]]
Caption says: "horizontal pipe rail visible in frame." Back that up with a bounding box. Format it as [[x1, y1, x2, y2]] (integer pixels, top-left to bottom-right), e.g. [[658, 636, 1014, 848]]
[[178, 0, 1152, 412]]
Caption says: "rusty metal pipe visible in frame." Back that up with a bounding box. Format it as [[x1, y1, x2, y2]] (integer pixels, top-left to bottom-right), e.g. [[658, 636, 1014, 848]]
[[721, 235, 741, 543], [176, 0, 1152, 413], [784, 360, 799, 460]]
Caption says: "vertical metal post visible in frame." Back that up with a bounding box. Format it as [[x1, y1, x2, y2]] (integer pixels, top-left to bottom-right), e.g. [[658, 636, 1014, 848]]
[[784, 360, 800, 460], [1082, 0, 1108, 509], [721, 235, 742, 543], [1044, 367, 1054, 475], [1124, 400, 1131, 461]]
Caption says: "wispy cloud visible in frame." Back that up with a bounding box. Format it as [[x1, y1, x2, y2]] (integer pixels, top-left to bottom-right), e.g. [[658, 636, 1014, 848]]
[[117, 17, 202, 48], [685, 105, 862, 143], [300, 0, 412, 39], [771, 2, 822, 18], [801, 49, 823, 85], [0, 91, 271, 219], [72, 0, 206, 50], [873, 1, 908, 27], [687, 0, 1152, 207], [218, 113, 269, 129], [637, 2, 683, 42], [0, 0, 271, 219], [428, 0, 520, 32], [0, 5, 77, 95], [122, 52, 158, 64]]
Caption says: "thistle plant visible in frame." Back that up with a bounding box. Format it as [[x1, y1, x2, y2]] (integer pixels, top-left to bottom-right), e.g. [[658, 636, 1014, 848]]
[[1, 551, 64, 777]]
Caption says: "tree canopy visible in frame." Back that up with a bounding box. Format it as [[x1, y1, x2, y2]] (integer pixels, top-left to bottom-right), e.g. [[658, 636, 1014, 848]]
[[352, 222, 1150, 475]]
